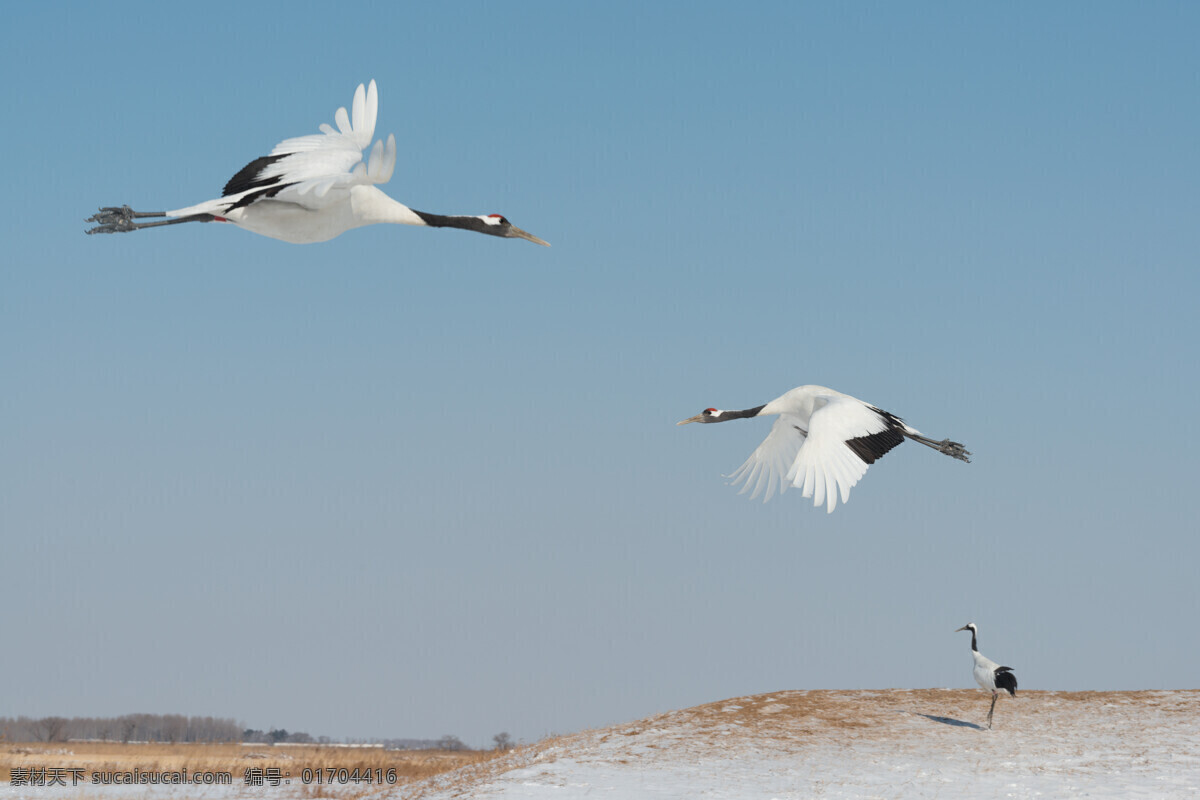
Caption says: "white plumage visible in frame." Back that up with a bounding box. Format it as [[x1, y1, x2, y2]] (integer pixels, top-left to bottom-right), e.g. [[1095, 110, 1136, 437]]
[[677, 384, 970, 513], [87, 80, 548, 246]]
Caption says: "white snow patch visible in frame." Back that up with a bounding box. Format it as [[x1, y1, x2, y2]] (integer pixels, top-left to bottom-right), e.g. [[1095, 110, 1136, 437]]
[[407, 689, 1200, 800]]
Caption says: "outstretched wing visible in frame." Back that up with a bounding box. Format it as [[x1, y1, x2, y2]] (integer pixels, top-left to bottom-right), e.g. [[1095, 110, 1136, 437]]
[[727, 414, 809, 503], [260, 79, 397, 204], [787, 397, 904, 513], [170, 81, 397, 217]]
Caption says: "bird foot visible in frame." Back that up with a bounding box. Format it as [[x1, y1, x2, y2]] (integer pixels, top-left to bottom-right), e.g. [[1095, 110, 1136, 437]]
[[85, 205, 137, 234], [938, 439, 972, 463]]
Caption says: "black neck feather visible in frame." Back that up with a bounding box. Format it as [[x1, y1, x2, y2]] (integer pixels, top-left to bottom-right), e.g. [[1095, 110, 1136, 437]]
[[412, 210, 487, 233], [720, 405, 766, 421]]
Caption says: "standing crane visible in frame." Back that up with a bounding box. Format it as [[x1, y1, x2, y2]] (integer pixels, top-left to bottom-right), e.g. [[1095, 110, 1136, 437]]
[[86, 80, 549, 246], [955, 623, 1018, 729], [677, 384, 970, 513]]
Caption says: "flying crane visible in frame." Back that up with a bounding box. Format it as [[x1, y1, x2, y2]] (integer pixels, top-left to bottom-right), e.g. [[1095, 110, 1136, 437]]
[[86, 80, 549, 247], [677, 384, 970, 513]]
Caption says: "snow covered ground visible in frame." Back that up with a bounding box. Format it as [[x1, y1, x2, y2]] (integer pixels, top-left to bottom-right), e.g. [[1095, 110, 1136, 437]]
[[4, 690, 1196, 799], [404, 689, 1200, 800]]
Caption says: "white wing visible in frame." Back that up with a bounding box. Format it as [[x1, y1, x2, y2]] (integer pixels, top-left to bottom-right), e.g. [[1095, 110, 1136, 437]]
[[727, 414, 809, 502], [261, 80, 396, 207], [172, 81, 397, 217], [786, 397, 893, 513]]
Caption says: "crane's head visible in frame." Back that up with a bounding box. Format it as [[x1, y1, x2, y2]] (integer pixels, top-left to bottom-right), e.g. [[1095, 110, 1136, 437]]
[[677, 408, 725, 425], [677, 404, 767, 425], [478, 214, 550, 246], [956, 623, 977, 634]]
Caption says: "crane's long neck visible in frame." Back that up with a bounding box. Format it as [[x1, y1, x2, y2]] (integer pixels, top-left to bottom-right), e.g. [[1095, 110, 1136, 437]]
[[717, 405, 766, 422], [349, 191, 545, 244], [353, 187, 427, 226], [354, 193, 493, 234], [411, 210, 497, 235], [969, 629, 979, 653]]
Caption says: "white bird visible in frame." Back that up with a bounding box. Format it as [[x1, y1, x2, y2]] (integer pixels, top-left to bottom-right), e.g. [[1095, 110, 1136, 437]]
[[956, 622, 1018, 729], [677, 384, 970, 513], [86, 80, 549, 247]]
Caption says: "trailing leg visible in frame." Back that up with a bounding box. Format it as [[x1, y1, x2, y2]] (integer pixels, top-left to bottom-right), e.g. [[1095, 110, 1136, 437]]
[[86, 206, 216, 235], [905, 430, 971, 462]]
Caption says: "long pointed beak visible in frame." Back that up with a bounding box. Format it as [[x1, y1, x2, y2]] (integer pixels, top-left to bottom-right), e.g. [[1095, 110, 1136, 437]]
[[955, 625, 969, 632], [677, 414, 705, 426], [509, 225, 550, 247]]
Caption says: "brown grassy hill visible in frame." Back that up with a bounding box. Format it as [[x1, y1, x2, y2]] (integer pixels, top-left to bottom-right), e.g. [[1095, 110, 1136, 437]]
[[405, 689, 1200, 799]]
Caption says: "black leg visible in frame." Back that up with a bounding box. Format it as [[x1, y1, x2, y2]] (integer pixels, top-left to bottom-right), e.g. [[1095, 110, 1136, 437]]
[[86, 206, 216, 235], [905, 431, 971, 462]]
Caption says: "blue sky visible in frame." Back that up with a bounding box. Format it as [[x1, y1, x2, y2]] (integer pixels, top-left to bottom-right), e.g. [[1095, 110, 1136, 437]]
[[3, 2, 1198, 746]]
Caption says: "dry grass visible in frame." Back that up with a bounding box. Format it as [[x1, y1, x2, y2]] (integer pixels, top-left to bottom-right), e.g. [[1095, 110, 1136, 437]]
[[580, 688, 1200, 754], [0, 741, 503, 796]]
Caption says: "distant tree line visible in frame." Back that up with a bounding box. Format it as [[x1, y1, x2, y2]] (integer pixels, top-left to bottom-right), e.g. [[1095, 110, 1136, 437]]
[[0, 714, 243, 743], [0, 715, 514, 751]]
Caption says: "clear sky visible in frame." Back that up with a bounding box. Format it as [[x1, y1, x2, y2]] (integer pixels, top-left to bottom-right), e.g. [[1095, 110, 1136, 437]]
[[3, 2, 1198, 747]]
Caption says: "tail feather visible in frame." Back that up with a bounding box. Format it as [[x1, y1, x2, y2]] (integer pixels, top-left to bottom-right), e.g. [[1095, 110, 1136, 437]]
[[995, 667, 1018, 696]]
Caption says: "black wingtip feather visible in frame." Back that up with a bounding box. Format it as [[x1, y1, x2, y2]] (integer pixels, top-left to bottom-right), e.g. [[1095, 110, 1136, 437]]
[[223, 154, 287, 197], [844, 408, 906, 465], [845, 428, 905, 464], [224, 183, 295, 211]]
